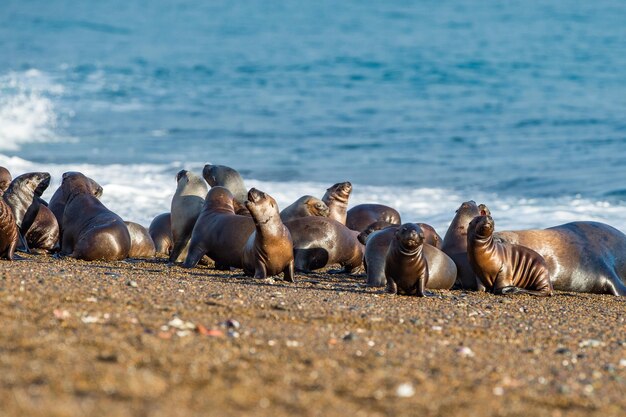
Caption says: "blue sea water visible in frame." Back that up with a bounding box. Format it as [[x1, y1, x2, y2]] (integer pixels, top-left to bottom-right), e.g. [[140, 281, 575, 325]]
[[1, 0, 626, 230]]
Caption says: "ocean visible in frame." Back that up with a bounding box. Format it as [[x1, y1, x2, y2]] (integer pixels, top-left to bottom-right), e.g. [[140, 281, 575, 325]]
[[2, 0, 626, 232]]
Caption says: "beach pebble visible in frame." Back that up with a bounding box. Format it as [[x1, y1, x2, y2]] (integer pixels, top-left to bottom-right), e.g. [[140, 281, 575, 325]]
[[578, 339, 604, 348], [395, 383, 415, 398], [457, 346, 475, 358]]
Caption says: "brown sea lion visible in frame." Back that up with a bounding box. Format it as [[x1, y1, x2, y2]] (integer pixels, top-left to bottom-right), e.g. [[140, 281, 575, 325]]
[[125, 221, 156, 259], [285, 216, 363, 273], [385, 224, 429, 295], [358, 221, 441, 249], [0, 189, 19, 260], [60, 172, 131, 261], [441, 200, 485, 291], [169, 170, 207, 264], [183, 186, 255, 270], [149, 212, 173, 256], [280, 195, 329, 223], [202, 164, 248, 204], [364, 224, 455, 288], [495, 222, 626, 296], [49, 172, 103, 231], [321, 181, 352, 225], [24, 205, 59, 253], [468, 215, 553, 296], [0, 167, 11, 192], [346, 204, 401, 232], [242, 188, 294, 281]]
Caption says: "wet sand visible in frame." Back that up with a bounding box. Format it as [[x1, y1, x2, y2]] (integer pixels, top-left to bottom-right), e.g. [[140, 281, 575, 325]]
[[1, 254, 625, 417]]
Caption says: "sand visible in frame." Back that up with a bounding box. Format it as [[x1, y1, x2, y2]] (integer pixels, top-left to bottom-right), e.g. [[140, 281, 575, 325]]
[[1, 254, 625, 417]]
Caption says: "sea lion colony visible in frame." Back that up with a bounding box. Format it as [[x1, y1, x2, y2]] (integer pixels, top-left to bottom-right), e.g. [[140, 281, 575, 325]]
[[1, 163, 626, 297]]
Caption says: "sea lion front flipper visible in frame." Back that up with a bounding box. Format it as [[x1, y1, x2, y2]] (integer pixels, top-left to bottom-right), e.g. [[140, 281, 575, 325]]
[[283, 260, 295, 282]]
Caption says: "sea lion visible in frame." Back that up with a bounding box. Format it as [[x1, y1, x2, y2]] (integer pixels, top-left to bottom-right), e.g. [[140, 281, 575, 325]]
[[285, 216, 363, 273], [468, 215, 553, 296], [0, 189, 19, 260], [280, 195, 329, 223], [24, 205, 59, 253], [358, 221, 441, 248], [149, 213, 173, 256], [169, 170, 207, 264], [242, 188, 294, 281], [0, 167, 11, 192], [202, 164, 247, 204], [321, 181, 352, 225], [385, 224, 429, 296], [49, 172, 103, 230], [495, 222, 626, 296], [183, 186, 255, 270], [59, 172, 130, 261], [346, 204, 401, 232], [441, 200, 485, 291], [125, 221, 156, 259], [363, 224, 455, 288]]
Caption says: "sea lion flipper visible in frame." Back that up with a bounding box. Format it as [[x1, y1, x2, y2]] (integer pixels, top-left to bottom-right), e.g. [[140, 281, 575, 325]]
[[283, 260, 295, 282], [253, 260, 267, 279], [386, 278, 397, 295], [16, 231, 30, 253]]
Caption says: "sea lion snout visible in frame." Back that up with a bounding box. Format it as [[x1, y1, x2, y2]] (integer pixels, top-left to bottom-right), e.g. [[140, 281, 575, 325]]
[[247, 188, 265, 204]]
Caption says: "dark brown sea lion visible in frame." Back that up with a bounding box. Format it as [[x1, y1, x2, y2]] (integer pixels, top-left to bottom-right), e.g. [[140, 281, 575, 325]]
[[182, 186, 255, 270], [321, 181, 352, 225], [202, 164, 247, 204], [242, 188, 294, 281], [468, 215, 553, 296], [24, 205, 59, 253], [60, 172, 131, 261], [169, 170, 207, 263], [0, 189, 19, 260], [346, 204, 401, 232], [358, 221, 441, 248], [125, 221, 156, 259], [280, 195, 329, 223], [495, 222, 626, 296], [441, 200, 485, 291], [0, 167, 11, 192], [148, 212, 173, 256], [49, 172, 103, 231], [385, 224, 430, 295], [364, 224, 456, 288], [285, 216, 363, 273]]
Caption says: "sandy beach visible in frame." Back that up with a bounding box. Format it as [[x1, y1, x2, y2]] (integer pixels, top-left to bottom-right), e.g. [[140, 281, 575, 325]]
[[1, 254, 625, 417]]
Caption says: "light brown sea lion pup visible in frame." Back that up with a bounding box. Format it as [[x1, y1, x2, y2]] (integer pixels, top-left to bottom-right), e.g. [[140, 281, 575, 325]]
[[321, 181, 352, 225], [59, 172, 130, 261], [346, 204, 401, 233], [0, 189, 19, 260], [242, 188, 294, 281], [441, 200, 486, 291], [182, 187, 255, 270], [468, 215, 553, 296], [125, 221, 156, 259], [169, 170, 207, 264], [280, 195, 329, 223], [285, 216, 363, 273], [149, 212, 173, 256], [0, 167, 11, 192]]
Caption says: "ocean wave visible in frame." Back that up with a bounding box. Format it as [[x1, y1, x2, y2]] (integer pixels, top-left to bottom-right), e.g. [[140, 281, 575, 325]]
[[1, 154, 626, 234]]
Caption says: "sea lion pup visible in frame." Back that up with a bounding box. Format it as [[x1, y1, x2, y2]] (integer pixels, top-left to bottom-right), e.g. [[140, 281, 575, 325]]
[[59, 172, 130, 261], [49, 172, 103, 229], [468, 215, 553, 296], [495, 222, 626, 296], [385, 224, 429, 296], [0, 167, 11, 192], [125, 221, 156, 259], [280, 195, 329, 223], [24, 205, 59, 253], [242, 188, 294, 281], [358, 221, 441, 248], [149, 213, 173, 256], [169, 170, 207, 264], [364, 223, 455, 288], [321, 181, 352, 225], [441, 200, 485, 291], [183, 186, 255, 270], [202, 164, 248, 204], [0, 189, 19, 260], [346, 204, 401, 233], [285, 216, 363, 273]]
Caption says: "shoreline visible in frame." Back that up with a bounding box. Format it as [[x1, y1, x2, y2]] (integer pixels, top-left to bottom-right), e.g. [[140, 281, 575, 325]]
[[1, 254, 625, 416]]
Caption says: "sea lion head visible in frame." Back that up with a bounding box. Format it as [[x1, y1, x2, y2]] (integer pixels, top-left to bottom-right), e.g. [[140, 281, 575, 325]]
[[0, 166, 12, 192], [61, 172, 103, 198], [304, 196, 329, 217], [205, 186, 235, 213], [469, 215, 495, 239], [455, 200, 479, 215], [324, 181, 352, 202], [8, 172, 51, 198], [202, 164, 239, 187], [245, 188, 279, 223], [478, 204, 491, 217], [395, 223, 425, 253], [175, 169, 188, 183], [357, 221, 396, 245]]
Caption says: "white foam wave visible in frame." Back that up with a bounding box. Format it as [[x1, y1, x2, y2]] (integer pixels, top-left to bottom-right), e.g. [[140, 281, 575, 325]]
[[0, 69, 67, 151], [2, 154, 626, 233]]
